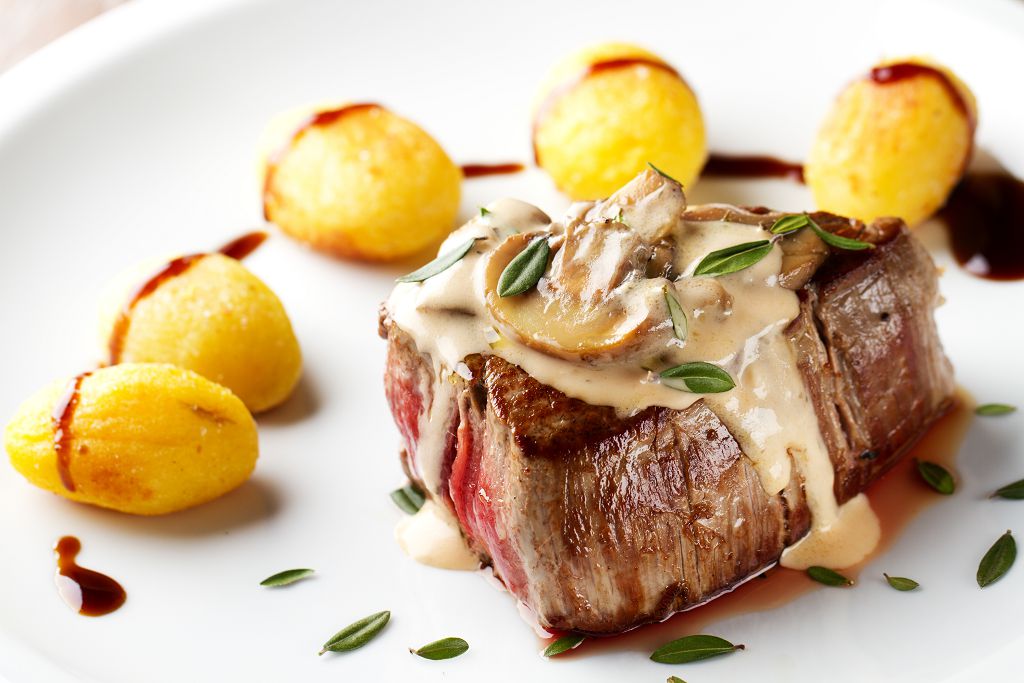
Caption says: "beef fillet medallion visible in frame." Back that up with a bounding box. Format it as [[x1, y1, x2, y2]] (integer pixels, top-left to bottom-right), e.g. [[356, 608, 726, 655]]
[[380, 169, 953, 635]]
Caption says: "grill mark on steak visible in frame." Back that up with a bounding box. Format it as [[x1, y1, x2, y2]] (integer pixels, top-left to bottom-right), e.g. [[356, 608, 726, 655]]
[[381, 215, 952, 635]]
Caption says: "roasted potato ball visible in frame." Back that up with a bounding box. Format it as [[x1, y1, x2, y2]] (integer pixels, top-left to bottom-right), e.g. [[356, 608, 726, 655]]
[[4, 363, 258, 515], [101, 251, 302, 413], [533, 43, 706, 200], [806, 57, 977, 227], [260, 103, 461, 261]]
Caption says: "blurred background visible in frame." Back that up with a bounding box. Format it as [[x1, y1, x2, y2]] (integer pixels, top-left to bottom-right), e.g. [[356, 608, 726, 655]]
[[0, 0, 126, 70]]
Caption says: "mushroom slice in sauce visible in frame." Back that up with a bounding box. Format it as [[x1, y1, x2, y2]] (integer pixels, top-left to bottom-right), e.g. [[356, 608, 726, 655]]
[[484, 170, 684, 362], [484, 230, 669, 362]]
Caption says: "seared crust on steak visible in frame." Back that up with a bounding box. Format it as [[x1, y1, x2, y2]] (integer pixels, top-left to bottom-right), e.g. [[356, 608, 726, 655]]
[[451, 354, 810, 633], [381, 216, 953, 634], [789, 230, 954, 502]]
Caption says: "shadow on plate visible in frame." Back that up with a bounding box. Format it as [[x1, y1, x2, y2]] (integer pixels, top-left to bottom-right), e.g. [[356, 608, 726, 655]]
[[64, 475, 283, 538], [258, 373, 320, 426]]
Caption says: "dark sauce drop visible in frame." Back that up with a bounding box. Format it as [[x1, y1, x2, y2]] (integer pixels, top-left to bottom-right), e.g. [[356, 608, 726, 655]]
[[532, 57, 682, 164], [54, 536, 126, 617], [702, 153, 805, 183], [939, 172, 1024, 281], [262, 103, 382, 219], [460, 163, 525, 178], [52, 372, 92, 492], [106, 231, 268, 364]]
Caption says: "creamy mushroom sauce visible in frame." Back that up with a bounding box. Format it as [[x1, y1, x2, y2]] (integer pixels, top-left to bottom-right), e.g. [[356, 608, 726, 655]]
[[394, 500, 480, 570], [387, 191, 879, 572]]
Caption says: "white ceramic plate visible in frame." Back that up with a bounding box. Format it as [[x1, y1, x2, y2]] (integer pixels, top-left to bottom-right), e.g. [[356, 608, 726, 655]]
[[2, 0, 1023, 680]]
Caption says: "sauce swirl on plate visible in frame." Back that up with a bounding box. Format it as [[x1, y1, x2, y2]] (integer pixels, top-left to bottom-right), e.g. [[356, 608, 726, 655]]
[[940, 172, 1024, 281], [702, 153, 805, 183], [460, 163, 525, 178]]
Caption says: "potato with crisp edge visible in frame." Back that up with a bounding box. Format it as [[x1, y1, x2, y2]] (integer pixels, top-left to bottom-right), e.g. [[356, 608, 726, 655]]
[[533, 42, 706, 200], [806, 57, 977, 227], [100, 253, 302, 413], [4, 363, 258, 516], [261, 103, 461, 261]]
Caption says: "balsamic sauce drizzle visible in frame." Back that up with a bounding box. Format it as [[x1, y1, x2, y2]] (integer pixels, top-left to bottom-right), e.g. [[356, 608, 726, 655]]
[[702, 154, 805, 183], [52, 373, 92, 492], [54, 536, 126, 617], [940, 172, 1024, 281], [460, 163, 525, 178]]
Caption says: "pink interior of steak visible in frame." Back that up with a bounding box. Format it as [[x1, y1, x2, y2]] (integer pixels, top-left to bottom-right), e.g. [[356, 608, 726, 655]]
[[448, 377, 530, 595]]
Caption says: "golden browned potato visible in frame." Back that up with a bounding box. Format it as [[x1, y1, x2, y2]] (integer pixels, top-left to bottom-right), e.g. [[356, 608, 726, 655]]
[[533, 42, 706, 200], [806, 57, 977, 227], [4, 363, 257, 515], [260, 102, 461, 261], [100, 253, 302, 413]]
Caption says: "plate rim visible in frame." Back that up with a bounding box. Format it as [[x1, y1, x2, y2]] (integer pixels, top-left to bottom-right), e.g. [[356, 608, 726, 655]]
[[1, 0, 1023, 681]]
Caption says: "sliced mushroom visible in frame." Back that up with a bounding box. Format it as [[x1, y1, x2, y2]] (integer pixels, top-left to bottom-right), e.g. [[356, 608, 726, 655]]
[[550, 220, 650, 307], [485, 230, 669, 362], [678, 205, 832, 290], [482, 198, 552, 236], [585, 168, 687, 243], [777, 227, 829, 290], [645, 239, 677, 279], [482, 169, 695, 362], [777, 213, 902, 289], [675, 278, 733, 323]]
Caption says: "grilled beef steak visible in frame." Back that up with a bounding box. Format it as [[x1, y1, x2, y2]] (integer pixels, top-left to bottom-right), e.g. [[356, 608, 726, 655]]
[[381, 182, 953, 635]]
